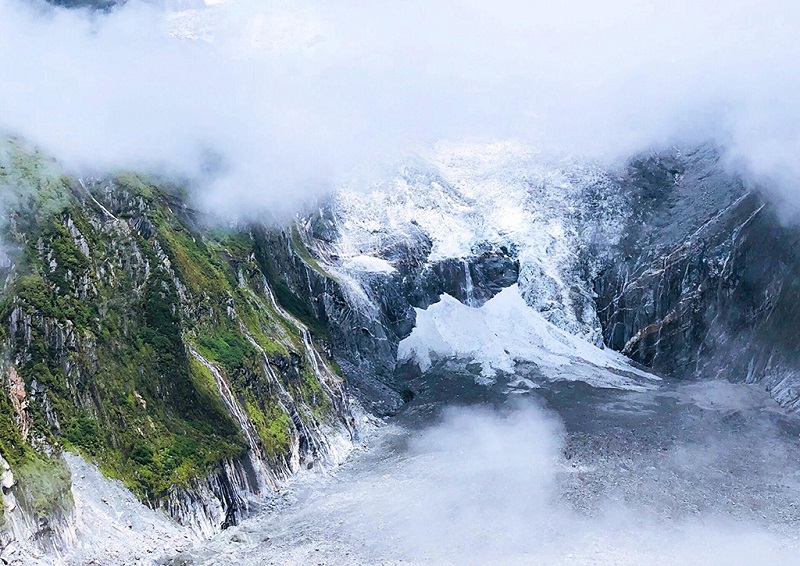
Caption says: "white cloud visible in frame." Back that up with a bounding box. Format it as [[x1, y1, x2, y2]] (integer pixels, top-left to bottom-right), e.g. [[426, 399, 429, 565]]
[[2, 0, 800, 219]]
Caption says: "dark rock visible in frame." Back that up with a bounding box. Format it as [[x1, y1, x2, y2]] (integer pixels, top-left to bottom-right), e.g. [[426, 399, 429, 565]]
[[594, 145, 800, 409], [45, 0, 124, 10]]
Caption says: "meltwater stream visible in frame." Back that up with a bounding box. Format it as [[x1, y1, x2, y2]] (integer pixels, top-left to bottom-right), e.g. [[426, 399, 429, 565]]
[[183, 373, 800, 565]]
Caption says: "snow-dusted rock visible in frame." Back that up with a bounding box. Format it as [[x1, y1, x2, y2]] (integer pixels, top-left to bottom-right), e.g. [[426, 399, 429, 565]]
[[326, 141, 627, 345]]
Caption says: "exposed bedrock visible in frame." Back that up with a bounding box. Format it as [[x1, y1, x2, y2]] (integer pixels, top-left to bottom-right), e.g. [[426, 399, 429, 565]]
[[595, 147, 800, 409]]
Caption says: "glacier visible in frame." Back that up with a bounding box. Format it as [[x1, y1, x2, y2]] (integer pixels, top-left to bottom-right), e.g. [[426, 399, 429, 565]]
[[398, 284, 659, 391]]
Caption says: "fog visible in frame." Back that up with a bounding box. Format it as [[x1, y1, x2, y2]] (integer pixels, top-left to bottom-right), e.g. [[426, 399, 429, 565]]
[[358, 402, 798, 565], [2, 0, 800, 219], [194, 389, 800, 565]]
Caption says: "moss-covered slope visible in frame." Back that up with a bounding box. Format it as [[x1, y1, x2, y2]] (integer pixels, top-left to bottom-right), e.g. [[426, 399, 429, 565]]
[[0, 139, 352, 537]]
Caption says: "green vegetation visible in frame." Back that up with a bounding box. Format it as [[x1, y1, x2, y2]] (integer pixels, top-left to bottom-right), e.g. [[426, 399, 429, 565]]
[[0, 388, 72, 518], [115, 171, 156, 198], [14, 274, 54, 318], [198, 330, 257, 375], [14, 456, 72, 518], [244, 395, 292, 459], [157, 225, 232, 296], [0, 140, 75, 226], [0, 390, 29, 467], [253, 231, 329, 339], [0, 147, 343, 515], [63, 415, 103, 455], [289, 226, 327, 277]]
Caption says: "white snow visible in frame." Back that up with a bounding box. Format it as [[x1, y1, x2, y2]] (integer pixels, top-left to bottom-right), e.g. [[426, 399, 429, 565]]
[[343, 255, 396, 274], [398, 285, 660, 391], [328, 141, 628, 344]]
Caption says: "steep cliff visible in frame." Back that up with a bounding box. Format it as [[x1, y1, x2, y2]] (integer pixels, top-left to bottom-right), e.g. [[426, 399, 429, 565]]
[[294, 142, 800, 413], [0, 139, 355, 559], [595, 146, 800, 409]]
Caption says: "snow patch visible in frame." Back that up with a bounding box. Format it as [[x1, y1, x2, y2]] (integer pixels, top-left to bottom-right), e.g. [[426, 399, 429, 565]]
[[343, 255, 396, 274], [398, 285, 660, 391]]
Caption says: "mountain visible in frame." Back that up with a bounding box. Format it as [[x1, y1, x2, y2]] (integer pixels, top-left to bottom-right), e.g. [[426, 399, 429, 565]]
[[312, 141, 800, 412], [0, 139, 355, 562], [595, 147, 800, 410], [2, 138, 800, 563]]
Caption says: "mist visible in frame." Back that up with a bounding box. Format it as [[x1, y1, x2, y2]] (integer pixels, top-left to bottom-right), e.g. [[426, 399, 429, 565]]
[[2, 0, 800, 219], [338, 403, 800, 565], [198, 390, 800, 565]]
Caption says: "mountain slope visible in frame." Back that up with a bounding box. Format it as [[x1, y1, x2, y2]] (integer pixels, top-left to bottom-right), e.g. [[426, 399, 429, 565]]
[[596, 146, 800, 410], [0, 139, 355, 558], [301, 142, 800, 413], [4, 139, 800, 563]]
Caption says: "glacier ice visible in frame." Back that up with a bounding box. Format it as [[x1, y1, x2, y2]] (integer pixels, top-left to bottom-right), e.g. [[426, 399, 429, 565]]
[[398, 284, 660, 391]]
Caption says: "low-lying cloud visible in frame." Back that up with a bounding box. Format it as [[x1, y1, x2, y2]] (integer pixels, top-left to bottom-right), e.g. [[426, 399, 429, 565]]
[[2, 0, 800, 218], [338, 403, 799, 565], [196, 394, 800, 565]]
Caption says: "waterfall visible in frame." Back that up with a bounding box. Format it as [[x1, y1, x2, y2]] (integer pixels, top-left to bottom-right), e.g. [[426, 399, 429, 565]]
[[260, 276, 356, 464], [188, 347, 273, 493], [462, 258, 476, 307], [261, 276, 344, 398]]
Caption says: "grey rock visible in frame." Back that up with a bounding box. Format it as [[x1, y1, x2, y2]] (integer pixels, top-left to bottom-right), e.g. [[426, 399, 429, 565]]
[[594, 145, 800, 409]]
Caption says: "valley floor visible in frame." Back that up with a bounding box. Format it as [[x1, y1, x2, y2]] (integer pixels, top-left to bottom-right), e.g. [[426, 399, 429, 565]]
[[172, 375, 800, 566]]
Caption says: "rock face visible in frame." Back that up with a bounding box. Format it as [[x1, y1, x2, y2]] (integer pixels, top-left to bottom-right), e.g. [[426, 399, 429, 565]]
[[288, 142, 629, 416], [295, 211, 521, 416], [300, 142, 800, 414], [595, 146, 800, 409], [0, 140, 356, 557]]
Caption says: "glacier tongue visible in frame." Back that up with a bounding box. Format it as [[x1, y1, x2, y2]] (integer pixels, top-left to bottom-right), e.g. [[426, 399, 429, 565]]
[[398, 284, 660, 391]]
